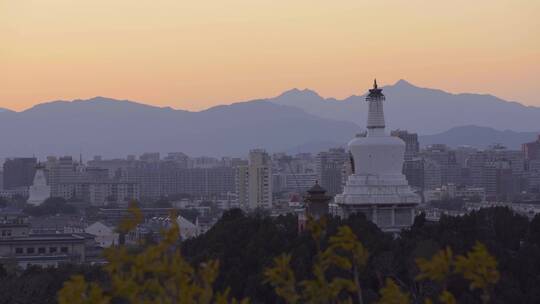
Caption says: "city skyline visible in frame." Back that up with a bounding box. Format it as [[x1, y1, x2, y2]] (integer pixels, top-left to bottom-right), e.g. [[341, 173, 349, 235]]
[[2, 0, 539, 111], [2, 2, 540, 302]]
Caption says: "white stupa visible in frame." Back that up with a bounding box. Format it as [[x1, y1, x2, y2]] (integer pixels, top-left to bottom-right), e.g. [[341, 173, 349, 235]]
[[27, 164, 50, 206], [334, 80, 420, 232]]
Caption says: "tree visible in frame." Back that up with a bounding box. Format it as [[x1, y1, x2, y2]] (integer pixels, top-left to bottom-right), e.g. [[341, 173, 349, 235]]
[[529, 214, 540, 246], [58, 205, 247, 304], [2, 206, 528, 303], [0, 265, 104, 304], [23, 197, 76, 216], [265, 219, 369, 304], [154, 197, 172, 208], [266, 218, 500, 304]]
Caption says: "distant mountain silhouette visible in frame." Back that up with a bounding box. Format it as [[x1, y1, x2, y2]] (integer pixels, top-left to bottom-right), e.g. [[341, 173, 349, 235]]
[[1, 81, 538, 159], [269, 79, 540, 134], [419, 125, 538, 149], [0, 97, 359, 159], [283, 126, 539, 153]]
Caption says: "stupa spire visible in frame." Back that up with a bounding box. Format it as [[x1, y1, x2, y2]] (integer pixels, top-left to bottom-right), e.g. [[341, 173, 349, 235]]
[[366, 78, 385, 131]]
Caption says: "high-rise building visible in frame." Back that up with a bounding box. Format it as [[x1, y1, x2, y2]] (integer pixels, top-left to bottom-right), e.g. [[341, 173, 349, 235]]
[[47, 156, 79, 197], [467, 152, 488, 189], [235, 165, 249, 207], [525, 159, 540, 192], [3, 158, 37, 190], [164, 152, 189, 168], [189, 156, 221, 169], [175, 167, 236, 197], [454, 146, 477, 186], [272, 173, 318, 193], [403, 158, 424, 190], [486, 144, 525, 174], [422, 144, 461, 186], [523, 135, 540, 161], [316, 148, 347, 196], [247, 149, 272, 209], [89, 156, 236, 200], [335, 80, 420, 232], [235, 150, 272, 209], [391, 130, 419, 161], [139, 152, 160, 162], [455, 146, 477, 168], [465, 150, 523, 201], [423, 158, 442, 190]]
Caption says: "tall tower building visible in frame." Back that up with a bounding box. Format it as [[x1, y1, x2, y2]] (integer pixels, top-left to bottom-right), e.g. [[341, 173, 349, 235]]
[[422, 144, 461, 187], [316, 147, 348, 196], [334, 80, 420, 232], [235, 149, 273, 210], [235, 165, 249, 207], [248, 149, 272, 209], [391, 130, 419, 161], [2, 157, 37, 190], [47, 156, 79, 197], [523, 135, 540, 161]]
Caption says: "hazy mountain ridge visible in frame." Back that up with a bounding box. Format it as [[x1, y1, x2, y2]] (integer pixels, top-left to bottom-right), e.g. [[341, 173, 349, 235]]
[[0, 97, 359, 158], [419, 125, 538, 149], [268, 80, 540, 134], [0, 81, 538, 158], [284, 125, 539, 154]]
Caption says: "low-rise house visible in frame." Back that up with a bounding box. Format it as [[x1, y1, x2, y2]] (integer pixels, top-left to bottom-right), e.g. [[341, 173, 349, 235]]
[[0, 211, 98, 268], [85, 221, 119, 248]]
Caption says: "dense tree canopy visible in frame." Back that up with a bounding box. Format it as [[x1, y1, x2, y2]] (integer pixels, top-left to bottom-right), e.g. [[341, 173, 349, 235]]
[[23, 197, 76, 216], [1, 207, 540, 303], [0, 265, 105, 304], [181, 207, 540, 303]]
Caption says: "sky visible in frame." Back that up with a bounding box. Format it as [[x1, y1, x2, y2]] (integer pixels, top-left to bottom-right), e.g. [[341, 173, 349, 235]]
[[1, 0, 539, 112]]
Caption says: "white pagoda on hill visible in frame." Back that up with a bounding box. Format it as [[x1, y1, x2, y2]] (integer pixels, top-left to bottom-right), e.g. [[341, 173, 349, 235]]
[[27, 164, 50, 206], [334, 80, 420, 232]]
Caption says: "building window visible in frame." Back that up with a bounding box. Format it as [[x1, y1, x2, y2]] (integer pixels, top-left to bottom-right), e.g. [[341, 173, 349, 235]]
[[60, 247, 68, 253], [49, 247, 57, 253], [15, 248, 23, 254], [38, 247, 46, 254], [26, 247, 35, 254]]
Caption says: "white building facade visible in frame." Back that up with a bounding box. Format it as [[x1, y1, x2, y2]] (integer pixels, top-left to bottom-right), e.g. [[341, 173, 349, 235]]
[[27, 165, 51, 206]]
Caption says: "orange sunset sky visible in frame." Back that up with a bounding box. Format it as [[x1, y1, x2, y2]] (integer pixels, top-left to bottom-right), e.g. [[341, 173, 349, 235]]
[[1, 0, 539, 111]]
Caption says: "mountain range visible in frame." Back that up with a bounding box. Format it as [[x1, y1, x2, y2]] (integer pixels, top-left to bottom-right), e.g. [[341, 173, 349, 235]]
[[0, 80, 538, 159], [420, 125, 538, 149], [0, 98, 357, 158], [269, 80, 540, 133]]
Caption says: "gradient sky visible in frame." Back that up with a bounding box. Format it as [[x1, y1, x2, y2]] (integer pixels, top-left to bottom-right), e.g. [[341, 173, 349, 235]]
[[1, 0, 539, 111]]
